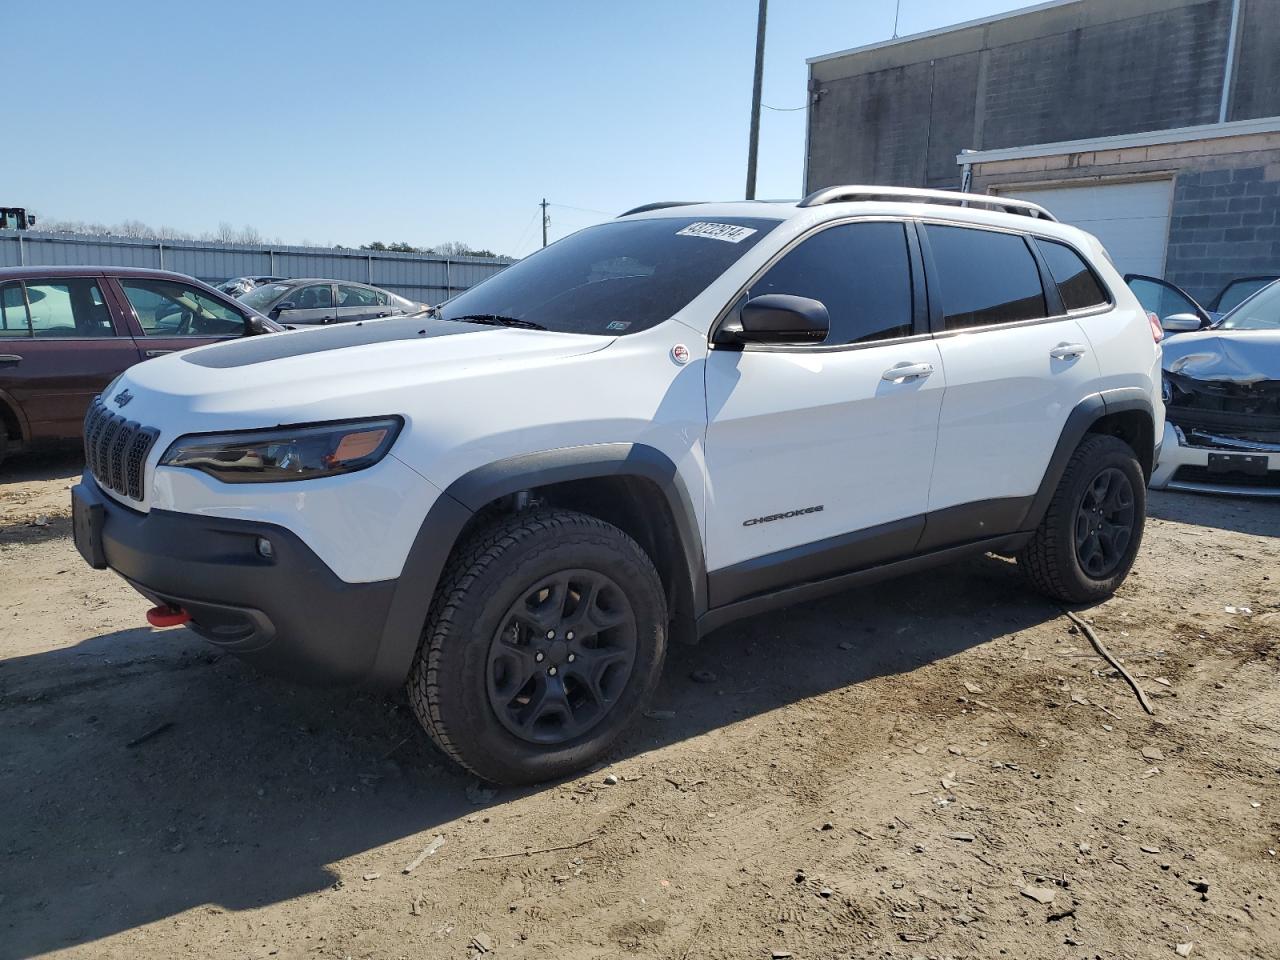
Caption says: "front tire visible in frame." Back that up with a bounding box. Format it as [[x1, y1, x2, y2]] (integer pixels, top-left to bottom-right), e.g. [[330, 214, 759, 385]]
[[1019, 434, 1146, 604], [407, 509, 667, 785]]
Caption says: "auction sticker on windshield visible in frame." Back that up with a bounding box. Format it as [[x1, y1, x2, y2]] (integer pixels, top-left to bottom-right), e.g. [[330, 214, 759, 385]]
[[676, 222, 758, 243]]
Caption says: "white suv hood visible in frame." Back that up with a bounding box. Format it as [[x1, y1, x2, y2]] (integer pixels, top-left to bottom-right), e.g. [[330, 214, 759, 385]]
[[119, 319, 611, 430]]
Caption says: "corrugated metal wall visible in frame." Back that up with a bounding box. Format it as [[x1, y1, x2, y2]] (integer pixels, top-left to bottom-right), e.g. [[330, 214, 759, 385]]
[[0, 232, 512, 303]]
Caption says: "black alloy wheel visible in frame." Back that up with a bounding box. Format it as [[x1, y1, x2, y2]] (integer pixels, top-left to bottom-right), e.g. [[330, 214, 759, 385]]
[[1073, 466, 1135, 579], [486, 570, 637, 744]]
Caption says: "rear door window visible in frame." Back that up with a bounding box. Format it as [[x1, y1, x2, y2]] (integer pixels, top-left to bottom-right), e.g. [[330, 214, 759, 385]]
[[747, 221, 914, 345], [338, 284, 379, 308], [19, 280, 116, 338], [925, 225, 1047, 330], [1034, 239, 1110, 312]]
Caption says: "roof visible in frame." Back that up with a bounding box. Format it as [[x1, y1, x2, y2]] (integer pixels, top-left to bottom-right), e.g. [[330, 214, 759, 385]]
[[620, 187, 1056, 225], [807, 0, 1080, 65], [619, 192, 1099, 250], [0, 265, 203, 282], [265, 278, 376, 287]]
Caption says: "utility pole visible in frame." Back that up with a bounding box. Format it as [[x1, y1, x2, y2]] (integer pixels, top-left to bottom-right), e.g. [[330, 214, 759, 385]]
[[540, 198, 549, 248], [745, 0, 768, 200]]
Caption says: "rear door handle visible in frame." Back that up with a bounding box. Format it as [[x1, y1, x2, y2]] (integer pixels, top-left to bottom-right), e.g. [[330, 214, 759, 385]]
[[882, 361, 934, 382], [1050, 342, 1088, 360], [0, 354, 22, 365], [145, 349, 173, 357]]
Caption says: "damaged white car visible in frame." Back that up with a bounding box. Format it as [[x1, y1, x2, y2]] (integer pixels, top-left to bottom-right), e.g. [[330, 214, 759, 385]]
[[1147, 279, 1280, 496]]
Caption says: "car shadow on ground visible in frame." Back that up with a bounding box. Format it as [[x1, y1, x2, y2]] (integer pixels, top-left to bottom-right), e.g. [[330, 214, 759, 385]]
[[1147, 488, 1280, 538], [0, 444, 82, 483], [1, 550, 1058, 958]]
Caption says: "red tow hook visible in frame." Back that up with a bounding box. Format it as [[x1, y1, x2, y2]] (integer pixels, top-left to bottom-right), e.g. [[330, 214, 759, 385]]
[[146, 604, 191, 628]]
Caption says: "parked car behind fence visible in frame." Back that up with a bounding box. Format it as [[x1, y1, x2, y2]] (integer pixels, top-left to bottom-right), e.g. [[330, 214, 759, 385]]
[[238, 278, 424, 325]]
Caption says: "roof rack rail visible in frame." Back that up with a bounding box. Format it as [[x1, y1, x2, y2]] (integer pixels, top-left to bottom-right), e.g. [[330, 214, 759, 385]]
[[618, 201, 702, 217], [796, 185, 1057, 221]]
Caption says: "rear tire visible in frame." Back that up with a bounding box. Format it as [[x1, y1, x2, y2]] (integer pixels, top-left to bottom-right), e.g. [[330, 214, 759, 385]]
[[1019, 434, 1146, 604], [0, 419, 7, 471], [407, 508, 667, 785]]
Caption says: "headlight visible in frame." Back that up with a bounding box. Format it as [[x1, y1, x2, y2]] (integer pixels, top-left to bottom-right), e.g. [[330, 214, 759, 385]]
[[160, 417, 402, 483]]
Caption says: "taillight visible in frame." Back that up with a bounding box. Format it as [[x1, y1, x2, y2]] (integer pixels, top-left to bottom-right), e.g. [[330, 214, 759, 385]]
[[1147, 311, 1163, 343]]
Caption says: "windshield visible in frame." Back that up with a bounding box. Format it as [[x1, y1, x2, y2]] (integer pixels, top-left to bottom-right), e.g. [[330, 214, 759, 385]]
[[1218, 280, 1280, 330], [240, 283, 293, 309], [439, 216, 780, 335]]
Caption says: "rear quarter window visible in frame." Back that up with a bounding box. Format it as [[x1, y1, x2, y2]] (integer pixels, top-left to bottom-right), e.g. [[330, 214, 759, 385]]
[[1034, 238, 1110, 311]]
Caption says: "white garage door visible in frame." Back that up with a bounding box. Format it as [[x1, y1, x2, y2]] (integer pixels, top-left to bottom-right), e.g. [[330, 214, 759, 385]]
[[997, 179, 1174, 278]]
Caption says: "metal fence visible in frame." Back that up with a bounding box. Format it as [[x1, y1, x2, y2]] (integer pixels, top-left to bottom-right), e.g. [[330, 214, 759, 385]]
[[0, 231, 513, 304]]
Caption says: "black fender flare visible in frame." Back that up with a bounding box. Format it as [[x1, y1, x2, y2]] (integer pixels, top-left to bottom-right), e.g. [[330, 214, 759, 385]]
[[367, 443, 705, 689], [1022, 389, 1155, 532]]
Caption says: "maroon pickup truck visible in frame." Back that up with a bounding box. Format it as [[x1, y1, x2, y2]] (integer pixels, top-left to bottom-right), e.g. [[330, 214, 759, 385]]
[[0, 266, 279, 467]]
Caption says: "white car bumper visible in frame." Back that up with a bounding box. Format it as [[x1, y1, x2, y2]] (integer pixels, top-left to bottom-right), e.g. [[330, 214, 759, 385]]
[[1151, 421, 1280, 497]]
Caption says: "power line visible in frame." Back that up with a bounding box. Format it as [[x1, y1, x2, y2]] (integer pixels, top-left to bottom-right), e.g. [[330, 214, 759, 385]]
[[547, 202, 612, 216], [763, 103, 806, 112], [511, 205, 541, 253]]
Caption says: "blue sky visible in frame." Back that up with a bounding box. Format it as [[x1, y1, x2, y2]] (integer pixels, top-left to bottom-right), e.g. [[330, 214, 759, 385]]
[[10, 0, 1030, 256]]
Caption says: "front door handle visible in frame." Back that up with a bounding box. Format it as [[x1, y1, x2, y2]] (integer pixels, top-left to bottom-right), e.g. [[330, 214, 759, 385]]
[[0, 354, 22, 365], [1050, 342, 1088, 360], [145, 349, 173, 358], [882, 361, 934, 382]]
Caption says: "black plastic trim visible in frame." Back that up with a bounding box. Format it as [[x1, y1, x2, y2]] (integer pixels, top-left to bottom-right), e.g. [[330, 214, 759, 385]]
[[1026, 235, 1067, 318], [915, 496, 1034, 553], [367, 443, 708, 689], [708, 495, 1039, 612], [698, 533, 1031, 636], [709, 515, 923, 608], [81, 475, 398, 686]]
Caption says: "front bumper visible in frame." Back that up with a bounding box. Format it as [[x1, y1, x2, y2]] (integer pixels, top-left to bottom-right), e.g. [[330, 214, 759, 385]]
[[1150, 422, 1280, 497], [74, 475, 402, 685]]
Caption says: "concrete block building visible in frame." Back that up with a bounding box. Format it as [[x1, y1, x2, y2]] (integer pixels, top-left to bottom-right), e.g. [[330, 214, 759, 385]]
[[804, 0, 1280, 303]]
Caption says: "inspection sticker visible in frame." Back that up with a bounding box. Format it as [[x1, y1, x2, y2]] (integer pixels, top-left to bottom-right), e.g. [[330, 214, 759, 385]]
[[675, 222, 757, 243]]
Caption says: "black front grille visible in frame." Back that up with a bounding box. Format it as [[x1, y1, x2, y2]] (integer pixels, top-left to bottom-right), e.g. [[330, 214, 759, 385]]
[[83, 398, 159, 501]]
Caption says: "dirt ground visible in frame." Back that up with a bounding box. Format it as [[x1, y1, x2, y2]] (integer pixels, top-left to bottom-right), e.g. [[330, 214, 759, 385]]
[[2, 448, 1277, 960]]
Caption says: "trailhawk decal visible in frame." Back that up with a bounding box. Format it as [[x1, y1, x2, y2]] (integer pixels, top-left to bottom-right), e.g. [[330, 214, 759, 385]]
[[676, 222, 758, 243], [742, 505, 824, 527]]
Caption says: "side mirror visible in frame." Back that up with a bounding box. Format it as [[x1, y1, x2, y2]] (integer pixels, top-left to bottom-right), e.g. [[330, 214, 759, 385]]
[[276, 301, 296, 312], [1161, 313, 1202, 332], [718, 293, 830, 345]]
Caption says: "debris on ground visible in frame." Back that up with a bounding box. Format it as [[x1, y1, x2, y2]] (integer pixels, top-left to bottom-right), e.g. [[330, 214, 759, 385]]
[[1020, 886, 1057, 905], [125, 721, 175, 749], [402, 835, 446, 874]]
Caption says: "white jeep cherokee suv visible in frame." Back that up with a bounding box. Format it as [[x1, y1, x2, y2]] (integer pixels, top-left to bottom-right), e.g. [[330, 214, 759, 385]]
[[73, 186, 1163, 784]]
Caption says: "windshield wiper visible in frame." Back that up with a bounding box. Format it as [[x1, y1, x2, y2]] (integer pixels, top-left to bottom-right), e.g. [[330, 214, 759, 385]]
[[449, 313, 547, 331]]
